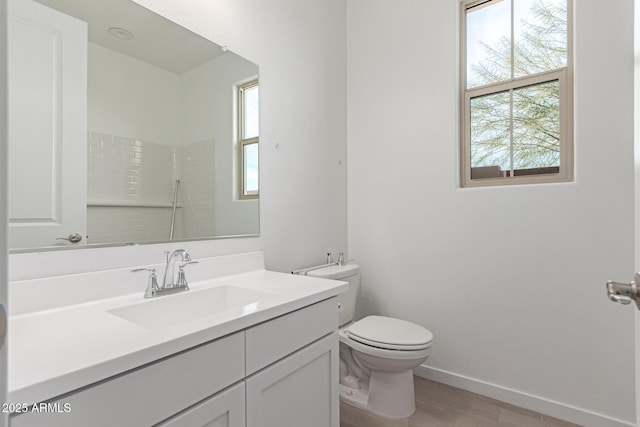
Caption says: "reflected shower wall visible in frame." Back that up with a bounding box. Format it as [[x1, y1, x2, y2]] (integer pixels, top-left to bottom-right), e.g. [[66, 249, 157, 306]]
[[86, 132, 220, 244], [87, 132, 184, 244]]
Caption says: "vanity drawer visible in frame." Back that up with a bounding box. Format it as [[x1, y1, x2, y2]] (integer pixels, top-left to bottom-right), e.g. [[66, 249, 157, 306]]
[[11, 332, 245, 427], [245, 297, 338, 375]]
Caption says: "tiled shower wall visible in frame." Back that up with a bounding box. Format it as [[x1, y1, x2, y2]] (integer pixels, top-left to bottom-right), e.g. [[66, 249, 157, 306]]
[[87, 131, 215, 244]]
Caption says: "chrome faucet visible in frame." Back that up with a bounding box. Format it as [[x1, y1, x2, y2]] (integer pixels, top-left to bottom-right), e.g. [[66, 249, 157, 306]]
[[130, 249, 198, 298], [163, 249, 198, 289], [163, 249, 189, 287]]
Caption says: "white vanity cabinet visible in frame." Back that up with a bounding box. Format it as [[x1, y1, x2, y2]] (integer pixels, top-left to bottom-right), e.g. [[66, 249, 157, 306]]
[[10, 297, 340, 427]]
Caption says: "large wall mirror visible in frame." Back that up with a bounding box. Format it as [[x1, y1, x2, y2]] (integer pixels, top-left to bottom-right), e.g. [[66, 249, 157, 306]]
[[8, 0, 259, 252]]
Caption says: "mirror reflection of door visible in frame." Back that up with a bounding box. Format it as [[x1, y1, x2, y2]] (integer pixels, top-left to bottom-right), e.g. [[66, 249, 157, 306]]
[[8, 0, 87, 249]]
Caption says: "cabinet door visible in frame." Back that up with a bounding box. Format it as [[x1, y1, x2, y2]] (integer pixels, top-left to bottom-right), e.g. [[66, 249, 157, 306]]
[[158, 382, 245, 427], [8, 0, 87, 249], [246, 332, 339, 427]]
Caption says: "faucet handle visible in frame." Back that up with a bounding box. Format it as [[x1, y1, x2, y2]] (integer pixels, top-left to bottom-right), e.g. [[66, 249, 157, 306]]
[[176, 261, 198, 289], [130, 267, 160, 298], [178, 260, 199, 268], [130, 267, 155, 273]]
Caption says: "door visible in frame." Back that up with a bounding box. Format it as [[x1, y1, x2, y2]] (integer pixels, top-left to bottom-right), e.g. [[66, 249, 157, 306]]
[[7, 0, 86, 249]]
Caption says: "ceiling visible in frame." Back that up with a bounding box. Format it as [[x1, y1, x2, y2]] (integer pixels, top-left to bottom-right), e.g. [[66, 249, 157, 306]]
[[34, 0, 225, 74]]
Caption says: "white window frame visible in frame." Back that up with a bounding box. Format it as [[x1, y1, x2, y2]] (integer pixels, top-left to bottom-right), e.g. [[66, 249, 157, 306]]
[[460, 0, 574, 188], [238, 79, 259, 200]]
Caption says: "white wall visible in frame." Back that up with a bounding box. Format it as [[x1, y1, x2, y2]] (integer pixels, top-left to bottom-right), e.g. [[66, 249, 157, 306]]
[[88, 43, 182, 145], [347, 0, 635, 425]]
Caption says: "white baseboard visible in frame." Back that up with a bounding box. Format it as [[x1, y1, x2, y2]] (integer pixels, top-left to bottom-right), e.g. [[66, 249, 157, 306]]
[[414, 365, 635, 427]]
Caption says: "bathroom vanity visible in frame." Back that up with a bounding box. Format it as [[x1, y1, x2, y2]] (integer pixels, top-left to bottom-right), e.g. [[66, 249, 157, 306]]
[[7, 252, 346, 427]]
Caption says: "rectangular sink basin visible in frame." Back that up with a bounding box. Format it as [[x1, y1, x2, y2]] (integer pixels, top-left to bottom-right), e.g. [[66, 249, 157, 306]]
[[108, 285, 276, 329]]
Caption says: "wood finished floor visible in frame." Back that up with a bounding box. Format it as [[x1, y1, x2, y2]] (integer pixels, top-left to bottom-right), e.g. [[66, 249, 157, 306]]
[[340, 377, 581, 427]]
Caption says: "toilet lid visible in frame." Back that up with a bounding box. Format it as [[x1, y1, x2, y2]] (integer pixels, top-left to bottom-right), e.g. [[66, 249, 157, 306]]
[[346, 316, 433, 351]]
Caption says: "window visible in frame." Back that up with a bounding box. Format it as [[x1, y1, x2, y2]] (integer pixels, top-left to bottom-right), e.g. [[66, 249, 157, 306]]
[[238, 80, 259, 199], [461, 0, 573, 187]]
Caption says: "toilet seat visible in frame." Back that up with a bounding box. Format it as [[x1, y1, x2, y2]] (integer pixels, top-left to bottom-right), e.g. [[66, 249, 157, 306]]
[[339, 328, 432, 361], [343, 316, 433, 352]]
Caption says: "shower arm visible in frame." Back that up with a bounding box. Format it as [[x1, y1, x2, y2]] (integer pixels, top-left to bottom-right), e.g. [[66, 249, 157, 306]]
[[169, 179, 180, 240]]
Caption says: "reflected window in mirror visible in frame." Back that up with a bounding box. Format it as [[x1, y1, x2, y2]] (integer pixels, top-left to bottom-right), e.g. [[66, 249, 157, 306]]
[[239, 80, 259, 200]]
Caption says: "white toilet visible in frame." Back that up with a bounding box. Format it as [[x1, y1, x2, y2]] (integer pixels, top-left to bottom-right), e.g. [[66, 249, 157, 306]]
[[307, 263, 433, 418]]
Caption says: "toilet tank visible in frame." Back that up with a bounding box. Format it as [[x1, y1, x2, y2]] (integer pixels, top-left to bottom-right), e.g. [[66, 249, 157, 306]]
[[306, 263, 360, 327]]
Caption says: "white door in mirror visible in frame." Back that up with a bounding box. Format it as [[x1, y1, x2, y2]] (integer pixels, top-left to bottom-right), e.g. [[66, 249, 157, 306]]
[[8, 0, 87, 249]]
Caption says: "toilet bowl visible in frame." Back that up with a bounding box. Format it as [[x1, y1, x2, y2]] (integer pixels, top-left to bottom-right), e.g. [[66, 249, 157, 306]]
[[306, 264, 433, 418]]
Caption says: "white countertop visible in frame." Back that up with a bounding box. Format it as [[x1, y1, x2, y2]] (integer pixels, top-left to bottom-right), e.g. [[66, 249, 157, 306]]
[[8, 269, 347, 405]]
